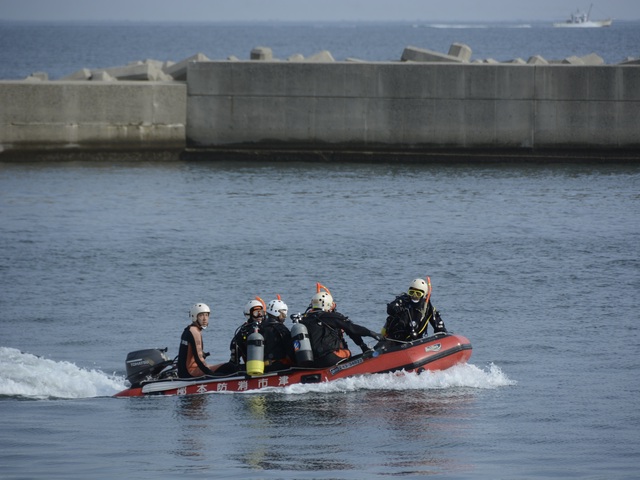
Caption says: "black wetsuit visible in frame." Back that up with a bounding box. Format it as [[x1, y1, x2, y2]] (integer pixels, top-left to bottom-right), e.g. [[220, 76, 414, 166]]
[[260, 316, 295, 371], [229, 321, 257, 365], [383, 293, 447, 341], [301, 310, 378, 368]]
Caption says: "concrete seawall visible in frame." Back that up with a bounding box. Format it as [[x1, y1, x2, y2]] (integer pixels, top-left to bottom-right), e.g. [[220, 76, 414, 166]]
[[0, 81, 186, 152], [186, 61, 640, 158], [1, 61, 639, 159]]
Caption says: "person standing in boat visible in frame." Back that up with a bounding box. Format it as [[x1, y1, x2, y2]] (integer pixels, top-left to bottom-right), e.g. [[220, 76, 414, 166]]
[[260, 297, 295, 371], [178, 303, 228, 377], [228, 297, 266, 366], [382, 277, 447, 341], [301, 284, 383, 368]]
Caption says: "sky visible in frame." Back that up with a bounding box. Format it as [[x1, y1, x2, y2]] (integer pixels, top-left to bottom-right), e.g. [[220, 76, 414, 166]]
[[1, 0, 638, 23]]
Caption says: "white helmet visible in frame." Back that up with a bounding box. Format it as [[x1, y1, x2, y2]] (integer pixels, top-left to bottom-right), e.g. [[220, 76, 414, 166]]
[[408, 278, 430, 302], [267, 299, 288, 318], [189, 303, 210, 322], [243, 299, 265, 320], [311, 291, 334, 312]]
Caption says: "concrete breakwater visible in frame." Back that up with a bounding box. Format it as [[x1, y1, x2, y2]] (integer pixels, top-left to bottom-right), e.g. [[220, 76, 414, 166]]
[[1, 44, 639, 159]]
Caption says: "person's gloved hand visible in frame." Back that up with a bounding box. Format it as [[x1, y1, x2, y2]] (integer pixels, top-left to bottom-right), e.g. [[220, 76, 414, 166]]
[[370, 331, 384, 341], [360, 344, 373, 354]]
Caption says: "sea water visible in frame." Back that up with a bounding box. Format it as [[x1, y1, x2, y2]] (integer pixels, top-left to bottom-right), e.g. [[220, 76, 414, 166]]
[[1, 18, 640, 480], [0, 159, 638, 479], [0, 21, 639, 80]]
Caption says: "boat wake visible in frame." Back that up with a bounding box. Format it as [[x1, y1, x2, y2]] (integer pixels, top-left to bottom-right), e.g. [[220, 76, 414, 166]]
[[267, 362, 515, 395], [425, 23, 531, 29], [0, 347, 127, 400], [1, 346, 514, 400]]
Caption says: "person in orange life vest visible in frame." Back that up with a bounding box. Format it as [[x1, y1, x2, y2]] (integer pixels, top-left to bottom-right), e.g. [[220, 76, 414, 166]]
[[382, 277, 447, 341], [177, 303, 223, 378], [229, 298, 266, 366], [301, 288, 383, 368]]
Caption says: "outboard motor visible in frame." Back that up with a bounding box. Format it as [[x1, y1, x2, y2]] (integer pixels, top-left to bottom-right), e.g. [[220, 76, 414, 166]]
[[290, 313, 314, 366], [125, 348, 171, 386], [246, 327, 265, 376]]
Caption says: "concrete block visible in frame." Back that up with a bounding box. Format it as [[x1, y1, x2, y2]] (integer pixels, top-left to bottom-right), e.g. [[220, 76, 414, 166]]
[[305, 51, 335, 62], [562, 56, 585, 65], [186, 62, 545, 150], [227, 56, 240, 62], [92, 63, 159, 81], [25, 72, 48, 81], [505, 58, 527, 65], [0, 82, 186, 150], [483, 58, 500, 64], [287, 54, 305, 62], [142, 59, 165, 69], [401, 45, 465, 63], [91, 71, 117, 81], [580, 53, 604, 66], [619, 57, 640, 65], [448, 43, 472, 61], [150, 71, 173, 81], [164, 53, 210, 81], [527, 55, 548, 65], [250, 47, 273, 60], [60, 68, 92, 81]]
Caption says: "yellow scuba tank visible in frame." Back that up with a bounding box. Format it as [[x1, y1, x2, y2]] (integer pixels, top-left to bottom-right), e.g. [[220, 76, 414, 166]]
[[246, 326, 265, 376]]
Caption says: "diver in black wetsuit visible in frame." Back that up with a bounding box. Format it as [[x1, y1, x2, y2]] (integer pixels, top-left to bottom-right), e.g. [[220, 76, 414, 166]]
[[382, 277, 447, 341], [301, 288, 382, 368]]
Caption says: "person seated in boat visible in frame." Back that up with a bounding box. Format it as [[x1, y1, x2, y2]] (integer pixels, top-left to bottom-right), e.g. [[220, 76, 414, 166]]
[[301, 286, 383, 368], [260, 297, 296, 372], [228, 297, 266, 367], [382, 277, 447, 341], [178, 303, 236, 378]]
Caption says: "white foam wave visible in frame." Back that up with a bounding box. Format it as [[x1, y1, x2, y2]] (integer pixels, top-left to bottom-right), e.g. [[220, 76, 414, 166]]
[[1, 347, 514, 399], [427, 24, 490, 29], [0, 347, 127, 399], [426, 23, 531, 29], [257, 362, 515, 395]]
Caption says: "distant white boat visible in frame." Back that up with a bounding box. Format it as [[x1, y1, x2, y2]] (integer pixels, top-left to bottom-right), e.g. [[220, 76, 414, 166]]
[[553, 4, 612, 28]]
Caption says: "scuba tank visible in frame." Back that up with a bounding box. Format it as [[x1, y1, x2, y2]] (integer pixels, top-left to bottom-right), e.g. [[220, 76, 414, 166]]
[[290, 313, 314, 366], [246, 325, 265, 376]]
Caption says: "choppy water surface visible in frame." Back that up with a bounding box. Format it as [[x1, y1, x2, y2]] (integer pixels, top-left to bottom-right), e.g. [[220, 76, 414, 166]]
[[0, 158, 638, 479]]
